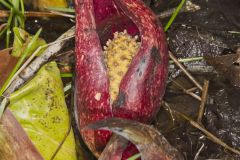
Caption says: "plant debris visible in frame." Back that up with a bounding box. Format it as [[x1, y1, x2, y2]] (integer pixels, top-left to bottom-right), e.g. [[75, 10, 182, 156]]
[[0, 49, 17, 87], [86, 118, 184, 160], [0, 109, 43, 160]]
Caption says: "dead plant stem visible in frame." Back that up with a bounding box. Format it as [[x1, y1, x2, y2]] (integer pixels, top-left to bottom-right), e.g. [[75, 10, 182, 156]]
[[187, 87, 198, 92], [0, 27, 75, 117], [157, 1, 200, 19], [197, 80, 209, 123], [169, 51, 203, 90], [163, 102, 240, 155], [172, 80, 201, 101], [0, 10, 67, 18]]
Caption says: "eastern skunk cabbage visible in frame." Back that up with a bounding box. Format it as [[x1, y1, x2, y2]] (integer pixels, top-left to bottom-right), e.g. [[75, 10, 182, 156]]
[[75, 0, 168, 158]]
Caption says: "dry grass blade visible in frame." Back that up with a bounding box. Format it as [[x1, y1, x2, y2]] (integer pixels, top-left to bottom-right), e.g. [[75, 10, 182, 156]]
[[197, 80, 209, 123], [163, 102, 240, 155], [49, 11, 75, 18], [0, 10, 71, 18], [172, 80, 202, 101], [163, 101, 176, 124], [50, 116, 72, 160], [169, 51, 203, 90], [187, 87, 198, 92], [190, 117, 240, 155], [194, 143, 205, 160]]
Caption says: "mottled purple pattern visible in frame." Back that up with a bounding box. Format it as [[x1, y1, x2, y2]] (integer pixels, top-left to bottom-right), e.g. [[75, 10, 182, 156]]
[[75, 0, 168, 158], [93, 0, 118, 23], [75, 0, 112, 156], [112, 0, 169, 123]]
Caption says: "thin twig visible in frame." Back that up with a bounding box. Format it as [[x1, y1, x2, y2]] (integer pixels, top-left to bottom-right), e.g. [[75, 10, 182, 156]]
[[187, 87, 198, 92], [163, 102, 176, 125], [169, 57, 203, 64], [157, 1, 200, 19], [0, 10, 72, 18], [50, 115, 72, 160], [162, 102, 240, 155], [172, 80, 201, 101], [5, 36, 74, 91], [3, 26, 75, 97], [189, 117, 240, 155], [0, 28, 42, 97], [55, 49, 74, 57], [169, 51, 203, 90], [0, 26, 75, 117], [0, 23, 7, 31], [194, 143, 205, 160], [49, 11, 75, 18], [197, 80, 209, 123]]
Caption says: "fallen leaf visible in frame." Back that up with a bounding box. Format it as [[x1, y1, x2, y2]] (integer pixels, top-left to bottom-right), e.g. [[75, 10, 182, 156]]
[[0, 48, 18, 87], [98, 134, 128, 160], [0, 109, 43, 160], [12, 27, 46, 57], [86, 118, 184, 160], [205, 53, 240, 86], [8, 62, 78, 160]]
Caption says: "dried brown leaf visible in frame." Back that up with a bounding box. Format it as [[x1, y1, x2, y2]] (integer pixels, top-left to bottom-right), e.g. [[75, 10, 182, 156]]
[[0, 49, 18, 87], [0, 109, 43, 160], [86, 118, 184, 160], [205, 53, 240, 86]]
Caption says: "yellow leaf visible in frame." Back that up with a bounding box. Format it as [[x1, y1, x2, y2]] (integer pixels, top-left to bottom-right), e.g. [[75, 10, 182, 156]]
[[8, 62, 78, 160], [25, 0, 68, 10]]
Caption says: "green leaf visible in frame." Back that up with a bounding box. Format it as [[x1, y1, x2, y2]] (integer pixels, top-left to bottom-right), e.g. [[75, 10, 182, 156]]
[[127, 154, 141, 160], [0, 0, 12, 10], [0, 28, 42, 97], [61, 73, 73, 78], [11, 27, 46, 57], [8, 62, 78, 160]]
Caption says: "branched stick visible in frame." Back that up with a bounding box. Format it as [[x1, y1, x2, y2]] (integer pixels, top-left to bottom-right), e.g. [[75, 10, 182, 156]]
[[169, 51, 203, 90], [0, 26, 75, 117], [172, 80, 201, 101], [187, 87, 198, 92]]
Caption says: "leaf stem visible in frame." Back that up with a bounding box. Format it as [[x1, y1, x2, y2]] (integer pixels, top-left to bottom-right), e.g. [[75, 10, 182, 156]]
[[61, 73, 73, 78], [0, 28, 42, 97], [127, 153, 141, 160], [0, 0, 12, 10], [164, 0, 186, 31]]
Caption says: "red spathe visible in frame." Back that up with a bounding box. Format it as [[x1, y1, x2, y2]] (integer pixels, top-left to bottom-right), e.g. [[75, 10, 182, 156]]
[[75, 0, 168, 158]]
